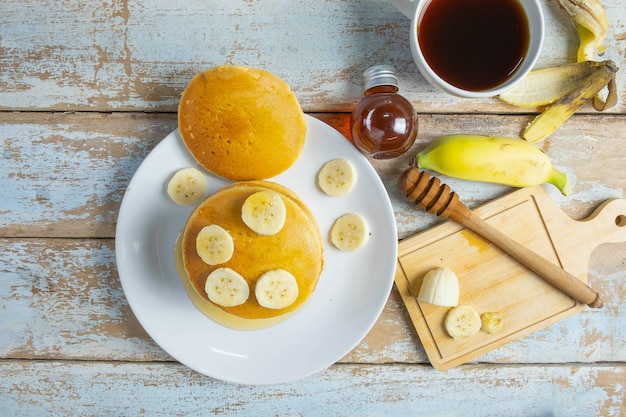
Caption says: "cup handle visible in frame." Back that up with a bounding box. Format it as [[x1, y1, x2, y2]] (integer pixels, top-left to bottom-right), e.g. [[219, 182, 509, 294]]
[[388, 0, 419, 19]]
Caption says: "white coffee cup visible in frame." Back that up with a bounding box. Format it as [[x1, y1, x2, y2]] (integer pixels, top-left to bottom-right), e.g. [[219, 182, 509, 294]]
[[389, 0, 545, 98]]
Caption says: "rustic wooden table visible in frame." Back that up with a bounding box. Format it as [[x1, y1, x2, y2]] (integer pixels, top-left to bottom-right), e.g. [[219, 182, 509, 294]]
[[1, 1, 624, 415]]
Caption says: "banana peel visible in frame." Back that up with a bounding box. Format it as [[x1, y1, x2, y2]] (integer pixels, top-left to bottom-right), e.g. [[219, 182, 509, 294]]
[[499, 0, 617, 142], [557, 0, 609, 61], [576, 24, 600, 63], [522, 60, 618, 143], [498, 60, 608, 108]]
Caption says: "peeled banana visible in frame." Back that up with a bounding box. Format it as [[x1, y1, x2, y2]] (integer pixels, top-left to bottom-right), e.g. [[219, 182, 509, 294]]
[[416, 267, 460, 307], [416, 135, 571, 195], [523, 60, 618, 143]]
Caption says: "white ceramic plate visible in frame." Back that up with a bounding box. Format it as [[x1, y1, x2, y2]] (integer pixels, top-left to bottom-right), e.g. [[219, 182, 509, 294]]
[[116, 115, 397, 384]]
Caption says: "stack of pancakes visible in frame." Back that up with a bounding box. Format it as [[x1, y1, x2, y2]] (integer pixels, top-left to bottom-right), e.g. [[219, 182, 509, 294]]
[[176, 65, 323, 329]]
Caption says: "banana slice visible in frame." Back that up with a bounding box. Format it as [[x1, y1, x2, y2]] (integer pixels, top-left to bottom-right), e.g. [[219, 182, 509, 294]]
[[167, 167, 206, 205], [241, 190, 287, 236], [330, 213, 369, 251], [195, 224, 234, 265], [255, 269, 299, 309], [318, 158, 356, 197], [444, 305, 481, 340], [204, 267, 250, 307]]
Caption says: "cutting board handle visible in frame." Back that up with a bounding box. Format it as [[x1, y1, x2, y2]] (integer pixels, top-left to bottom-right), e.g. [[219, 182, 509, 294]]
[[577, 198, 626, 246]]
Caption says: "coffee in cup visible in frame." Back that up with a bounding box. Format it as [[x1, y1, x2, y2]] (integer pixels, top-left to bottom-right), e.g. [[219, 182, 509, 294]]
[[389, 0, 544, 98]]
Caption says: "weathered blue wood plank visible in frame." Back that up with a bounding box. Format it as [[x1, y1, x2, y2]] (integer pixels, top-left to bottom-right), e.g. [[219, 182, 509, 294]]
[[1, 0, 624, 113], [0, 238, 168, 361], [0, 238, 624, 364], [1, 361, 623, 416], [1, 113, 625, 240], [0, 113, 176, 238]]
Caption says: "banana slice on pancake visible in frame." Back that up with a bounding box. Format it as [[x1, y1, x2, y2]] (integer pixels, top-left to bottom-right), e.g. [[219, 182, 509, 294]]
[[204, 267, 250, 307], [255, 269, 299, 309], [241, 190, 287, 236], [195, 224, 234, 265], [180, 181, 324, 327], [167, 167, 206, 205]]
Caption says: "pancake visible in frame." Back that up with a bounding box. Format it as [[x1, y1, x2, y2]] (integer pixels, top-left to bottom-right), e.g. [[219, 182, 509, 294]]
[[179, 181, 324, 329], [178, 65, 306, 181]]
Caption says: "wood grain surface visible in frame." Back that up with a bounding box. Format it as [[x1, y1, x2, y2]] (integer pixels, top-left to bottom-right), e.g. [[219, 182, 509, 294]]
[[1, 0, 625, 415]]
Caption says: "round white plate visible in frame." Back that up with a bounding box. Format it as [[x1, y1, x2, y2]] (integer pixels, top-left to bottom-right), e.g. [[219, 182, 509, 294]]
[[115, 115, 397, 384]]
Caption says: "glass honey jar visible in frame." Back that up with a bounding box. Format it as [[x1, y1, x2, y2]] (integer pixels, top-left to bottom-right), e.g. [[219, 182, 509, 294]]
[[350, 65, 418, 159]]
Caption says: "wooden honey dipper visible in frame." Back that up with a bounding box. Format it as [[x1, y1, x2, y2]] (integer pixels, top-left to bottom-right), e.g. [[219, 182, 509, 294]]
[[397, 166, 603, 308]]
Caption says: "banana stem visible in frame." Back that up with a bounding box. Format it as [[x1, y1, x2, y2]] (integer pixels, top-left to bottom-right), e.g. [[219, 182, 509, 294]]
[[549, 167, 572, 196]]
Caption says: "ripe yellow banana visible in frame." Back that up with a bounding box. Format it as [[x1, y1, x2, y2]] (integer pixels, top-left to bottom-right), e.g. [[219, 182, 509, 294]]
[[556, 0, 609, 61], [416, 135, 571, 195], [523, 60, 618, 143]]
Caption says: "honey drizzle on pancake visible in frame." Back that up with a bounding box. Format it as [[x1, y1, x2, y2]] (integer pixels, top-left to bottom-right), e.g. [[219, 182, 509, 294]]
[[174, 234, 299, 330]]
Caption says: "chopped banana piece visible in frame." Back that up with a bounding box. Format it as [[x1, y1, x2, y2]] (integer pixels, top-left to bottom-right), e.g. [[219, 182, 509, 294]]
[[481, 312, 504, 334], [241, 190, 287, 236], [330, 213, 369, 251], [416, 267, 459, 307], [205, 267, 250, 307], [444, 305, 481, 340], [255, 269, 299, 309], [318, 158, 356, 197], [167, 167, 206, 205]]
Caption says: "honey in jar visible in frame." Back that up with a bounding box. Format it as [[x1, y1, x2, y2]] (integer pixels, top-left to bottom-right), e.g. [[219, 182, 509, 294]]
[[350, 65, 418, 159]]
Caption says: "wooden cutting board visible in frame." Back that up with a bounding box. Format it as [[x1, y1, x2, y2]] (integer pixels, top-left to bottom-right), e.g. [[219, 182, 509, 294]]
[[395, 185, 626, 371]]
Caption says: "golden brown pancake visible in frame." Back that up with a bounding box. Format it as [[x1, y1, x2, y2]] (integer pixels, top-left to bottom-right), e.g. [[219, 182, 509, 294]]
[[179, 181, 324, 328], [178, 65, 306, 181]]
